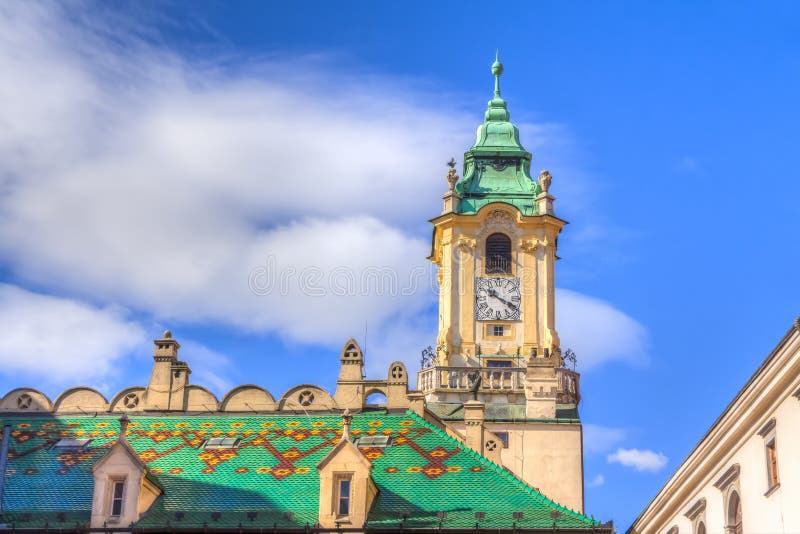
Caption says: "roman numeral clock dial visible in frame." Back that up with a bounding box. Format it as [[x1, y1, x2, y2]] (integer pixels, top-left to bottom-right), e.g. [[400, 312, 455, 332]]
[[475, 277, 521, 321]]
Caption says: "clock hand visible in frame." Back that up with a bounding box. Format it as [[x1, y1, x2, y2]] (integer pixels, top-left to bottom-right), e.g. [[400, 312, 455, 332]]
[[496, 296, 518, 309], [488, 289, 518, 310]]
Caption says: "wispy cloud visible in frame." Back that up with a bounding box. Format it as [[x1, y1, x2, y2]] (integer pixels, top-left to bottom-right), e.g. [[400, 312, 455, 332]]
[[607, 448, 668, 473], [557, 289, 649, 369], [0, 2, 460, 362], [178, 340, 236, 398], [0, 284, 145, 384], [583, 424, 627, 455], [0, 2, 649, 380], [586, 474, 605, 488]]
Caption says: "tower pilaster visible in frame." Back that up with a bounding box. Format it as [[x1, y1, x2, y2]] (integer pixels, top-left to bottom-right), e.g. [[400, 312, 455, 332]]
[[524, 356, 558, 419]]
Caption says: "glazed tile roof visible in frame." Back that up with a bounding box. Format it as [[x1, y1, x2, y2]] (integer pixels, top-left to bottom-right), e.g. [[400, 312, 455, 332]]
[[0, 411, 599, 530]]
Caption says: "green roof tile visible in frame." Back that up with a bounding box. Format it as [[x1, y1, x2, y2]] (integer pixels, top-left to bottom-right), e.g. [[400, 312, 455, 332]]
[[0, 412, 598, 530]]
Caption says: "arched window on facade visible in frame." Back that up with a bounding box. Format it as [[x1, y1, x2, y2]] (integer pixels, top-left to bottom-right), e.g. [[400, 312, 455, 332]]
[[485, 233, 512, 275], [696, 522, 706, 534], [726, 491, 743, 534]]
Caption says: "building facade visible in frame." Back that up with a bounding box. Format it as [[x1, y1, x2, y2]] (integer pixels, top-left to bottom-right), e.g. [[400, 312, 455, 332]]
[[629, 319, 800, 534], [0, 58, 603, 532], [419, 55, 583, 512]]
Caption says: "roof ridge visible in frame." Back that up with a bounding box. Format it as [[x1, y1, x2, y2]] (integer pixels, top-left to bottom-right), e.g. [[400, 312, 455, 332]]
[[404, 410, 599, 526]]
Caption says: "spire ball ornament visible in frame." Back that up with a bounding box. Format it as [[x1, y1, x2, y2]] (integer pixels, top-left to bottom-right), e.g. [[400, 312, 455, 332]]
[[491, 50, 504, 77], [485, 51, 509, 120]]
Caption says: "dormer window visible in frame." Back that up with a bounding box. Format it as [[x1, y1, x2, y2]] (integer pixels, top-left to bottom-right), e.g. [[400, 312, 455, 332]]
[[485, 233, 512, 275]]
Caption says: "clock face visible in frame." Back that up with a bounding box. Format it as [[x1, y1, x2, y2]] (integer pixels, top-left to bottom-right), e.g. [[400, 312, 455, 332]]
[[475, 277, 521, 321]]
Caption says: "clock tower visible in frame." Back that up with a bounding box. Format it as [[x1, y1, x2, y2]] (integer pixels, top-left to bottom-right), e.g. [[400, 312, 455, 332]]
[[418, 55, 584, 512]]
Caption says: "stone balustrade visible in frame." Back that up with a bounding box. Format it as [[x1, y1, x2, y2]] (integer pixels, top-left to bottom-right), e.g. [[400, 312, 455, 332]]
[[417, 365, 580, 404]]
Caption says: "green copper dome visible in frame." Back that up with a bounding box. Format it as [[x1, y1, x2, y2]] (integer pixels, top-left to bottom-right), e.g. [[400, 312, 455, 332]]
[[454, 53, 541, 215]]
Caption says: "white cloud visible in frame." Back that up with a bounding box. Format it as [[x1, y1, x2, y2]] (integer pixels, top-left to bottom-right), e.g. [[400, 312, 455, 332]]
[[557, 289, 649, 369], [0, 284, 145, 383], [0, 3, 647, 380], [586, 474, 605, 488], [0, 2, 458, 351], [607, 447, 668, 473], [583, 424, 627, 455], [361, 311, 438, 383], [178, 340, 235, 398]]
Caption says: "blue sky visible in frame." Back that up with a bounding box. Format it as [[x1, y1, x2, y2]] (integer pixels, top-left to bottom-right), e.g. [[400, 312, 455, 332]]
[[1, 1, 799, 528]]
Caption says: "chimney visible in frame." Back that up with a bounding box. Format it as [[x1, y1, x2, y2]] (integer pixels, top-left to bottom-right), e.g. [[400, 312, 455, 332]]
[[145, 330, 191, 411], [340, 409, 353, 442], [525, 356, 558, 419], [118, 414, 130, 443], [463, 400, 485, 453]]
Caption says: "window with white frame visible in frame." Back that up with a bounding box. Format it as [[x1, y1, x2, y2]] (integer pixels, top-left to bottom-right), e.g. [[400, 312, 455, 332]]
[[110, 480, 125, 518], [336, 476, 351, 517]]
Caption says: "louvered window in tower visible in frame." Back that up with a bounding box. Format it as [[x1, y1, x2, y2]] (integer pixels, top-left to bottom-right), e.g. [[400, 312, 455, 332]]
[[485, 233, 512, 274]]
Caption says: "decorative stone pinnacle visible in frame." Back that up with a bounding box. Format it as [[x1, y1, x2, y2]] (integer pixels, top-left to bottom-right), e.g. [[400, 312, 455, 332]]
[[162, 330, 172, 339], [341, 408, 352, 441], [119, 414, 130, 443], [538, 170, 552, 194], [446, 158, 459, 191]]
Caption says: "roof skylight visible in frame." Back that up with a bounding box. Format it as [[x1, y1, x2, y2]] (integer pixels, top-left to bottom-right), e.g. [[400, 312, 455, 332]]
[[355, 435, 392, 449], [202, 437, 241, 449], [52, 438, 92, 450]]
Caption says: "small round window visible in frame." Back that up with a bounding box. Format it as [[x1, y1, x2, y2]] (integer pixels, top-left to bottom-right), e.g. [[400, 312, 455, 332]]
[[16, 393, 32, 410], [123, 393, 140, 409], [298, 390, 315, 407]]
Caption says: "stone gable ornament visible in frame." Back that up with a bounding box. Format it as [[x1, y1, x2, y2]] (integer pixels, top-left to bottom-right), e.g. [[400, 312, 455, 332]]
[[486, 209, 514, 229]]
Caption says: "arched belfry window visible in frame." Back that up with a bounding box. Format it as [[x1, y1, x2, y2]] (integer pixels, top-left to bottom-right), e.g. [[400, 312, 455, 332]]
[[485, 233, 512, 274]]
